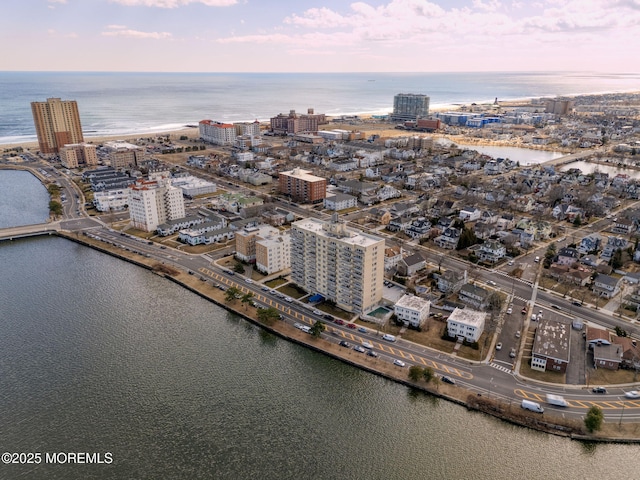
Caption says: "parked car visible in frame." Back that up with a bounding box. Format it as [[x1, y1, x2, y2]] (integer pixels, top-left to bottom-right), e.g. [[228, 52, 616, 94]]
[[323, 314, 334, 321], [509, 348, 516, 358], [347, 323, 357, 329], [515, 330, 521, 338], [592, 387, 607, 394], [496, 342, 502, 351], [506, 307, 512, 315], [353, 345, 366, 353], [572, 301, 583, 307], [339, 340, 351, 348], [441, 375, 456, 385], [358, 326, 367, 333], [334, 318, 345, 325], [366, 350, 379, 358]]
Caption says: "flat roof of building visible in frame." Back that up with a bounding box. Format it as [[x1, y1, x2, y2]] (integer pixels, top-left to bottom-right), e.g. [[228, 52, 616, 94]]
[[532, 318, 570, 362], [447, 307, 486, 329], [279, 167, 325, 182], [292, 217, 383, 248], [395, 294, 430, 311]]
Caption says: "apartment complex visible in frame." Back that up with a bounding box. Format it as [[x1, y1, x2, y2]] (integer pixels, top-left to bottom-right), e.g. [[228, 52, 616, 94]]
[[199, 120, 237, 145], [235, 224, 280, 263], [59, 143, 98, 169], [446, 308, 486, 342], [270, 108, 326, 135], [128, 177, 185, 232], [291, 215, 384, 314], [394, 294, 431, 329], [31, 97, 84, 154], [103, 141, 145, 169], [278, 167, 326, 204], [391, 94, 430, 122]]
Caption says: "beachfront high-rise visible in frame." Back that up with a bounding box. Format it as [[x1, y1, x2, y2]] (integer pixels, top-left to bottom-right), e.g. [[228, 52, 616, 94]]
[[391, 94, 430, 122], [128, 177, 185, 232], [31, 98, 84, 154], [291, 215, 384, 314]]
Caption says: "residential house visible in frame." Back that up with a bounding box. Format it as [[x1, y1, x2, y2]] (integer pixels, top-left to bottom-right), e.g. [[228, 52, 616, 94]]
[[397, 253, 426, 276], [601, 236, 628, 260], [405, 218, 432, 240], [612, 218, 635, 235], [458, 283, 491, 310], [384, 246, 403, 270], [531, 318, 570, 373], [474, 222, 497, 240], [586, 326, 612, 346], [369, 207, 391, 225], [387, 213, 413, 233], [446, 308, 486, 342], [613, 337, 640, 370], [437, 269, 467, 294], [459, 206, 482, 222], [578, 234, 601, 255], [593, 274, 622, 298], [478, 240, 506, 264], [324, 193, 358, 211], [394, 294, 431, 328], [556, 247, 580, 266], [434, 227, 461, 250], [593, 344, 623, 370]]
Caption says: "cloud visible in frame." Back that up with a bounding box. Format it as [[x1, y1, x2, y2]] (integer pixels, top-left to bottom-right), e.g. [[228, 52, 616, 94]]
[[48, 0, 68, 3], [109, 0, 236, 7], [102, 26, 172, 39]]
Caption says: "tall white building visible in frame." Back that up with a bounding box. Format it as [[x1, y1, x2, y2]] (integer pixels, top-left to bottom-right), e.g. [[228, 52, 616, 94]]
[[199, 120, 236, 145], [256, 231, 291, 275], [128, 177, 185, 232], [291, 214, 384, 314], [391, 93, 430, 122]]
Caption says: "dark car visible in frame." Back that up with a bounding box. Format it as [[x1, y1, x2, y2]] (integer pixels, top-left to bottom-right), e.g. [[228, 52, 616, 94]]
[[441, 375, 456, 385], [339, 340, 350, 348], [323, 314, 334, 321], [366, 350, 379, 358], [592, 387, 607, 394], [572, 301, 583, 307]]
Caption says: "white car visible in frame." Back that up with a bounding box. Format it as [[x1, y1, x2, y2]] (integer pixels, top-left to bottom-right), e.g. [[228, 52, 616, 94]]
[[496, 342, 502, 351], [506, 307, 513, 315], [393, 359, 406, 367], [624, 390, 640, 399]]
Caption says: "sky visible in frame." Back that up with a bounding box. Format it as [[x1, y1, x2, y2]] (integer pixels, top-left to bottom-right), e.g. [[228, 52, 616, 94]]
[[1, 0, 639, 72]]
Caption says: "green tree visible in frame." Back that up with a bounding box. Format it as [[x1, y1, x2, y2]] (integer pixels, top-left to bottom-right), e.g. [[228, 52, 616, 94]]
[[309, 320, 326, 338], [49, 200, 63, 217], [225, 286, 241, 303], [456, 227, 478, 250], [257, 307, 280, 325], [584, 405, 604, 433], [487, 292, 504, 312], [609, 248, 623, 269], [241, 291, 254, 309], [423, 366, 435, 383], [409, 365, 424, 382], [233, 262, 245, 274], [545, 242, 557, 260], [573, 215, 582, 227], [47, 184, 61, 196]]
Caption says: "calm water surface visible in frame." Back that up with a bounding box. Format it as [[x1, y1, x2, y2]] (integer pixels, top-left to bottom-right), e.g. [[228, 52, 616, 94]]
[[0, 171, 639, 479]]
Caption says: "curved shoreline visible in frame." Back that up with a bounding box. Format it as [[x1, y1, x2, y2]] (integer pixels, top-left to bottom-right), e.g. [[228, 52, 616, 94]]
[[47, 229, 640, 444]]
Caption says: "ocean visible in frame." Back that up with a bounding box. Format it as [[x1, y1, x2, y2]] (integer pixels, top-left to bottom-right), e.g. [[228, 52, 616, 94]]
[[1, 71, 640, 145]]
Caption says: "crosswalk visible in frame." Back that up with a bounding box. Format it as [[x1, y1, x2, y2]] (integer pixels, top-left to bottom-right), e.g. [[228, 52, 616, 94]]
[[490, 362, 513, 374]]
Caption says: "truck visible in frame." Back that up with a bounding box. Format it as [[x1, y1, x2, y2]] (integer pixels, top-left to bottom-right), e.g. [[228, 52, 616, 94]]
[[546, 394, 568, 407], [521, 399, 544, 413]]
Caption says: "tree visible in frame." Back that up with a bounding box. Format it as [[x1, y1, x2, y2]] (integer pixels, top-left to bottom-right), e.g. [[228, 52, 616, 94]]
[[573, 215, 582, 227], [456, 227, 478, 250], [241, 292, 254, 309], [257, 307, 280, 325], [423, 366, 435, 383], [49, 200, 63, 217], [409, 365, 424, 382], [584, 405, 604, 433], [47, 184, 61, 196], [225, 286, 241, 303], [233, 262, 245, 274], [610, 248, 623, 270], [487, 292, 504, 312], [310, 320, 326, 338]]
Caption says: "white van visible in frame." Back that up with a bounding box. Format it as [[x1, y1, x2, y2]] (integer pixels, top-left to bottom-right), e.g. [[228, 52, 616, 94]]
[[521, 399, 544, 413], [382, 334, 396, 342], [546, 394, 568, 407]]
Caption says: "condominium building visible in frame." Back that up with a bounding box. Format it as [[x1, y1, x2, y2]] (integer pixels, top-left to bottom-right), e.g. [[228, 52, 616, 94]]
[[255, 230, 291, 275], [446, 308, 486, 342], [235, 224, 280, 263], [199, 120, 236, 145], [278, 167, 326, 204], [291, 215, 384, 314], [391, 94, 430, 122], [394, 294, 430, 329], [103, 141, 144, 169], [270, 108, 326, 135], [128, 177, 185, 232], [59, 143, 98, 169], [31, 97, 84, 154]]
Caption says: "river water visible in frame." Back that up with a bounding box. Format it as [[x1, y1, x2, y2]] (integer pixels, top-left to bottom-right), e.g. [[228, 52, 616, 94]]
[[0, 170, 638, 479]]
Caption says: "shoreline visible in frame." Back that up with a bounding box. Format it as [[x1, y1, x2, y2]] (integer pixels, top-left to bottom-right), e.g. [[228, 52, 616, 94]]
[[37, 227, 640, 443]]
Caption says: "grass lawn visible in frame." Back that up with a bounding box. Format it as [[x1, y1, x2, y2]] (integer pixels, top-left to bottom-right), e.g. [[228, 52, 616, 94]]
[[265, 277, 288, 288], [277, 284, 306, 299], [588, 367, 639, 385], [519, 361, 566, 384]]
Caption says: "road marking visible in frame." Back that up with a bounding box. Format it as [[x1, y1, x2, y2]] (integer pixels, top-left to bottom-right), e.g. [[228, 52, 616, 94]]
[[514, 389, 640, 409], [490, 362, 513, 374]]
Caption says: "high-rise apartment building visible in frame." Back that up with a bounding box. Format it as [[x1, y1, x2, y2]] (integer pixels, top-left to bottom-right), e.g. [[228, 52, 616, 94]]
[[291, 215, 384, 314], [31, 98, 84, 154], [278, 167, 326, 204], [199, 120, 237, 145], [269, 108, 326, 135], [128, 177, 185, 232], [391, 94, 430, 122]]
